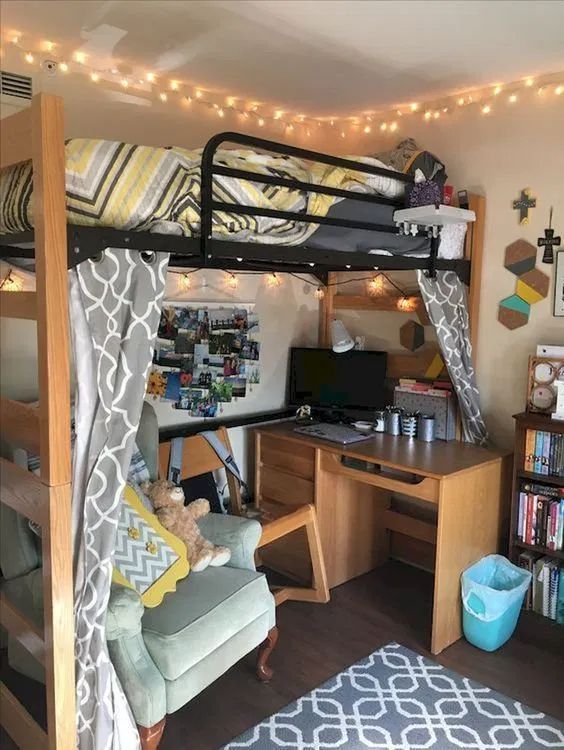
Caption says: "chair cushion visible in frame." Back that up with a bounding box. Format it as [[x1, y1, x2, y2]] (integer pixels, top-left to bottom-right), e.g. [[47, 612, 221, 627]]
[[141, 566, 272, 681]]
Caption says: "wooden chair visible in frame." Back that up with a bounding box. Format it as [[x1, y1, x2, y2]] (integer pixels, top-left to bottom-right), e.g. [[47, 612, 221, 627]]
[[159, 428, 329, 606]]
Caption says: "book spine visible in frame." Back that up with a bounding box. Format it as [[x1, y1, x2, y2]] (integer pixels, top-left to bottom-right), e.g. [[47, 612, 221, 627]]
[[542, 561, 550, 618], [536, 496, 544, 546], [558, 500, 564, 551], [542, 431, 551, 476], [517, 552, 534, 610], [525, 429, 534, 472], [557, 568, 564, 625], [549, 432, 556, 476], [518, 492, 526, 540], [526, 494, 533, 544], [548, 501, 557, 550], [549, 564, 558, 620], [534, 431, 542, 474]]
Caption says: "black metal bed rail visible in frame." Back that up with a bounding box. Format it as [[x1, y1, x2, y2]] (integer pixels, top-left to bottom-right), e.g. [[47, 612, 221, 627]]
[[199, 131, 414, 260]]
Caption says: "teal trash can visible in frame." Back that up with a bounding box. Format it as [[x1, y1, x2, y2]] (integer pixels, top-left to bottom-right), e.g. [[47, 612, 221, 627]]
[[461, 554, 531, 652]]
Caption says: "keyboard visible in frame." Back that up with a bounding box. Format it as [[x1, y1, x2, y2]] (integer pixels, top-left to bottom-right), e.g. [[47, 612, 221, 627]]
[[294, 423, 373, 445]]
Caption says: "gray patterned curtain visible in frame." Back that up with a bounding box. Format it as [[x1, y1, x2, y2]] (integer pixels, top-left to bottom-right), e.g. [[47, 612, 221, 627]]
[[70, 249, 169, 749], [416, 270, 488, 445]]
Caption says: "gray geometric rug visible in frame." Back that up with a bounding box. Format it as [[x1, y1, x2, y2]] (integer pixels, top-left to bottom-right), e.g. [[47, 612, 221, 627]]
[[223, 643, 564, 749]]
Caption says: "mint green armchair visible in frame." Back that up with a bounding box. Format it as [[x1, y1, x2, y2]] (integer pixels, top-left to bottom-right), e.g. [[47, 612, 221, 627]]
[[1, 403, 277, 750]]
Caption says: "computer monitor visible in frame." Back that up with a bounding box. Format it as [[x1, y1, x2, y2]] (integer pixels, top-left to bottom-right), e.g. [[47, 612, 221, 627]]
[[288, 347, 387, 415]]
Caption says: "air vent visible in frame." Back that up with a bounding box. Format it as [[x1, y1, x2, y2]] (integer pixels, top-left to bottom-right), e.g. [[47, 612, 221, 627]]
[[1, 71, 32, 101]]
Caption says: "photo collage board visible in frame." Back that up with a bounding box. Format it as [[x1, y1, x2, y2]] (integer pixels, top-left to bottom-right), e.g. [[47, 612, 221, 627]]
[[147, 302, 260, 417]]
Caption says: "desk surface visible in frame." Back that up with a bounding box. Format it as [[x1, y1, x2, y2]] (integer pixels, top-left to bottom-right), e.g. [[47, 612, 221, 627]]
[[256, 422, 507, 479]]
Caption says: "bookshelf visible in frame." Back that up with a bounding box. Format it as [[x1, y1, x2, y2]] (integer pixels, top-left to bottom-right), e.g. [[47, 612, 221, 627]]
[[509, 412, 564, 624]]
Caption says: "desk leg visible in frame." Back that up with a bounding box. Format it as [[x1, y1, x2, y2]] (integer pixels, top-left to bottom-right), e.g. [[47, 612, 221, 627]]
[[432, 461, 504, 654]]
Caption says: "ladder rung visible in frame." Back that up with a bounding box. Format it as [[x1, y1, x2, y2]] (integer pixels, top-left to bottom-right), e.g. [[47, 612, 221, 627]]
[[0, 397, 40, 454], [0, 458, 45, 525], [0, 291, 37, 319], [0, 682, 47, 750], [0, 594, 45, 666]]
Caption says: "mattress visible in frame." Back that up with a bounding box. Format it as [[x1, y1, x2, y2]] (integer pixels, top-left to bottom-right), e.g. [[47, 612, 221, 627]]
[[0, 138, 406, 247]]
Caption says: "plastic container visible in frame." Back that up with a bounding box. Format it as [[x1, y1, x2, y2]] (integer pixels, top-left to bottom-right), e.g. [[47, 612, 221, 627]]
[[461, 554, 531, 652]]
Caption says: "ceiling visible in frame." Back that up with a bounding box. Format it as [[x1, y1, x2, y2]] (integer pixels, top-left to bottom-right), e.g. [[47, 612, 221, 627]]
[[2, 0, 564, 116]]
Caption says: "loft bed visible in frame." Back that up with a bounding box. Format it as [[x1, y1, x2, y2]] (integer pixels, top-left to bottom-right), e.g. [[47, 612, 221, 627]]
[[0, 94, 485, 750]]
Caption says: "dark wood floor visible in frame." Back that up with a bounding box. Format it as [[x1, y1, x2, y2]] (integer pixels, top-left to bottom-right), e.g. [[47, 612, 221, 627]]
[[2, 561, 563, 750]]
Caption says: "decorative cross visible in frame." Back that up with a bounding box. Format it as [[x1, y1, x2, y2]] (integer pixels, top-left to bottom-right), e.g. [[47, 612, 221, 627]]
[[537, 206, 561, 264], [512, 188, 536, 225]]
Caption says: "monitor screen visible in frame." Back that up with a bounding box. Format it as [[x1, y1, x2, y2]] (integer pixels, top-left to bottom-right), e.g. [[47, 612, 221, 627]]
[[288, 347, 387, 412]]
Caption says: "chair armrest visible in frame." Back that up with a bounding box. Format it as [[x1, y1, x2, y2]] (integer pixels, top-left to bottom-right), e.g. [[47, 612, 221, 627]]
[[106, 584, 167, 728], [106, 584, 144, 641], [197, 514, 261, 571]]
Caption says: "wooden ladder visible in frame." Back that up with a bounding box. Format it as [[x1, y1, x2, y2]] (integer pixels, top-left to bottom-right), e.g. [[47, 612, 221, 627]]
[[1, 94, 75, 749]]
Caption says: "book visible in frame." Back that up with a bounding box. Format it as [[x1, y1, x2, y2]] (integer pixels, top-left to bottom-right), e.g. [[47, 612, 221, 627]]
[[549, 562, 559, 620], [525, 429, 535, 472], [534, 431, 543, 474], [542, 431, 551, 476], [557, 567, 564, 625], [517, 492, 526, 540]]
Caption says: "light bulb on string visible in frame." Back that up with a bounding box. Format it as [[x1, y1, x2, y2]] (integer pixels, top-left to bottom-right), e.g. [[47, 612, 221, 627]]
[[525, 77, 534, 87], [397, 296, 415, 312], [159, 92, 168, 102], [314, 287, 326, 300], [258, 117, 265, 127], [367, 275, 385, 296], [179, 273, 192, 291], [170, 80, 179, 91], [217, 108, 225, 118], [0, 269, 23, 292], [363, 125, 371, 134], [120, 78, 129, 89], [493, 85, 502, 96], [424, 111, 432, 121], [24, 52, 34, 63], [59, 61, 68, 72], [195, 90, 202, 99], [481, 104, 491, 115], [146, 72, 156, 83], [508, 93, 518, 103], [74, 51, 86, 64], [226, 273, 239, 290], [266, 272, 281, 288], [389, 121, 398, 132], [90, 72, 100, 83], [457, 97, 465, 106]]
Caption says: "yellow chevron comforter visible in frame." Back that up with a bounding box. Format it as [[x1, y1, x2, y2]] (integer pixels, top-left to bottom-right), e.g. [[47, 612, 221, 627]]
[[0, 139, 405, 244]]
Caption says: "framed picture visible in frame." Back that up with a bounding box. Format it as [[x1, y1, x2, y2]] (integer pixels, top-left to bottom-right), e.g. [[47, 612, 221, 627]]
[[555, 250, 564, 317]]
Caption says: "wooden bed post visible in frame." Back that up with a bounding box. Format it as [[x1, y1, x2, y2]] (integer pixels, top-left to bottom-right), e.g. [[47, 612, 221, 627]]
[[0, 93, 75, 750]]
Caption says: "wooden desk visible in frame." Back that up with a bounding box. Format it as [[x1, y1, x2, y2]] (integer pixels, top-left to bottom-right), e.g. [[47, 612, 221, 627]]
[[254, 423, 511, 654]]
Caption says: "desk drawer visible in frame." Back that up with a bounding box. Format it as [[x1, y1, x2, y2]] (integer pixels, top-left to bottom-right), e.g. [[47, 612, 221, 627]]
[[259, 465, 314, 506], [259, 434, 315, 480]]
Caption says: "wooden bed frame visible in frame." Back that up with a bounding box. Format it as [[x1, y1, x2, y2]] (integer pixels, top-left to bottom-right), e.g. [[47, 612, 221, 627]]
[[0, 93, 485, 749]]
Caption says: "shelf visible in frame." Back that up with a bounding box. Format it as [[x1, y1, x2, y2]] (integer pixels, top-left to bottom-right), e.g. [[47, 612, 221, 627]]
[[518, 470, 564, 488], [393, 205, 476, 226], [512, 539, 564, 561], [513, 411, 564, 434]]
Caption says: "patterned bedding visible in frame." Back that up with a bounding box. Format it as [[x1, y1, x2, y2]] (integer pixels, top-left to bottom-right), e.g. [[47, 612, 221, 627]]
[[0, 138, 405, 244]]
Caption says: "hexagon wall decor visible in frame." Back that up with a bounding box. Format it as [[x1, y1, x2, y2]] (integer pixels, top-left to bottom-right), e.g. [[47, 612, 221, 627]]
[[498, 294, 530, 330], [400, 320, 425, 351], [504, 239, 537, 276]]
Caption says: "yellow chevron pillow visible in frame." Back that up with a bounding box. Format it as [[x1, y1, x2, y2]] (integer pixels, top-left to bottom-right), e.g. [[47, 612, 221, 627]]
[[112, 484, 190, 608]]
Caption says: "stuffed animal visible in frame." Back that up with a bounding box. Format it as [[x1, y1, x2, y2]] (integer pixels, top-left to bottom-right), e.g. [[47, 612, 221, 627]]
[[141, 480, 231, 572]]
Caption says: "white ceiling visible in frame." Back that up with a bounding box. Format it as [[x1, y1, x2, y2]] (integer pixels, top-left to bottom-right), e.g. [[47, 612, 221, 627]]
[[3, 0, 564, 115]]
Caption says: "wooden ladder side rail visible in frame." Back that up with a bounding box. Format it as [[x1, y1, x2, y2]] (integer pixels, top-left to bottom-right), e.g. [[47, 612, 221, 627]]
[[0, 95, 76, 750], [0, 291, 38, 320], [32, 93, 75, 750], [318, 271, 336, 347], [0, 683, 48, 750], [0, 397, 40, 455]]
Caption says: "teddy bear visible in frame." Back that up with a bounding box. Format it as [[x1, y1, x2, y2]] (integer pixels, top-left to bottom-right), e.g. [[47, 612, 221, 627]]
[[141, 479, 231, 572]]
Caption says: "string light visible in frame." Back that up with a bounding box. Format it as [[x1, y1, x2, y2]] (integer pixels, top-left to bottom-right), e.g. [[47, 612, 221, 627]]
[[90, 72, 100, 83], [525, 77, 534, 87], [457, 97, 465, 106], [146, 72, 156, 83], [537, 86, 545, 95], [410, 103, 419, 112], [179, 273, 192, 291], [11, 35, 21, 45], [170, 80, 179, 91], [159, 92, 168, 102], [433, 110, 440, 119], [508, 93, 518, 103], [0, 269, 23, 292], [59, 61, 68, 72], [380, 122, 387, 131], [195, 90, 202, 99], [226, 273, 239, 289], [74, 51, 86, 64], [217, 108, 225, 118], [397, 296, 415, 312], [424, 110, 432, 120], [43, 40, 55, 52], [363, 125, 371, 134], [120, 78, 129, 89], [493, 85, 502, 96], [258, 117, 265, 126], [314, 287, 326, 300], [266, 272, 281, 288], [556, 85, 563, 96], [389, 121, 398, 132], [367, 275, 385, 296], [24, 52, 34, 63], [481, 104, 491, 115]]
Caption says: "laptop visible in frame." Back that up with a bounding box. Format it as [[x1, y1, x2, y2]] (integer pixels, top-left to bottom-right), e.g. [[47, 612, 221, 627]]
[[294, 423, 373, 445]]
